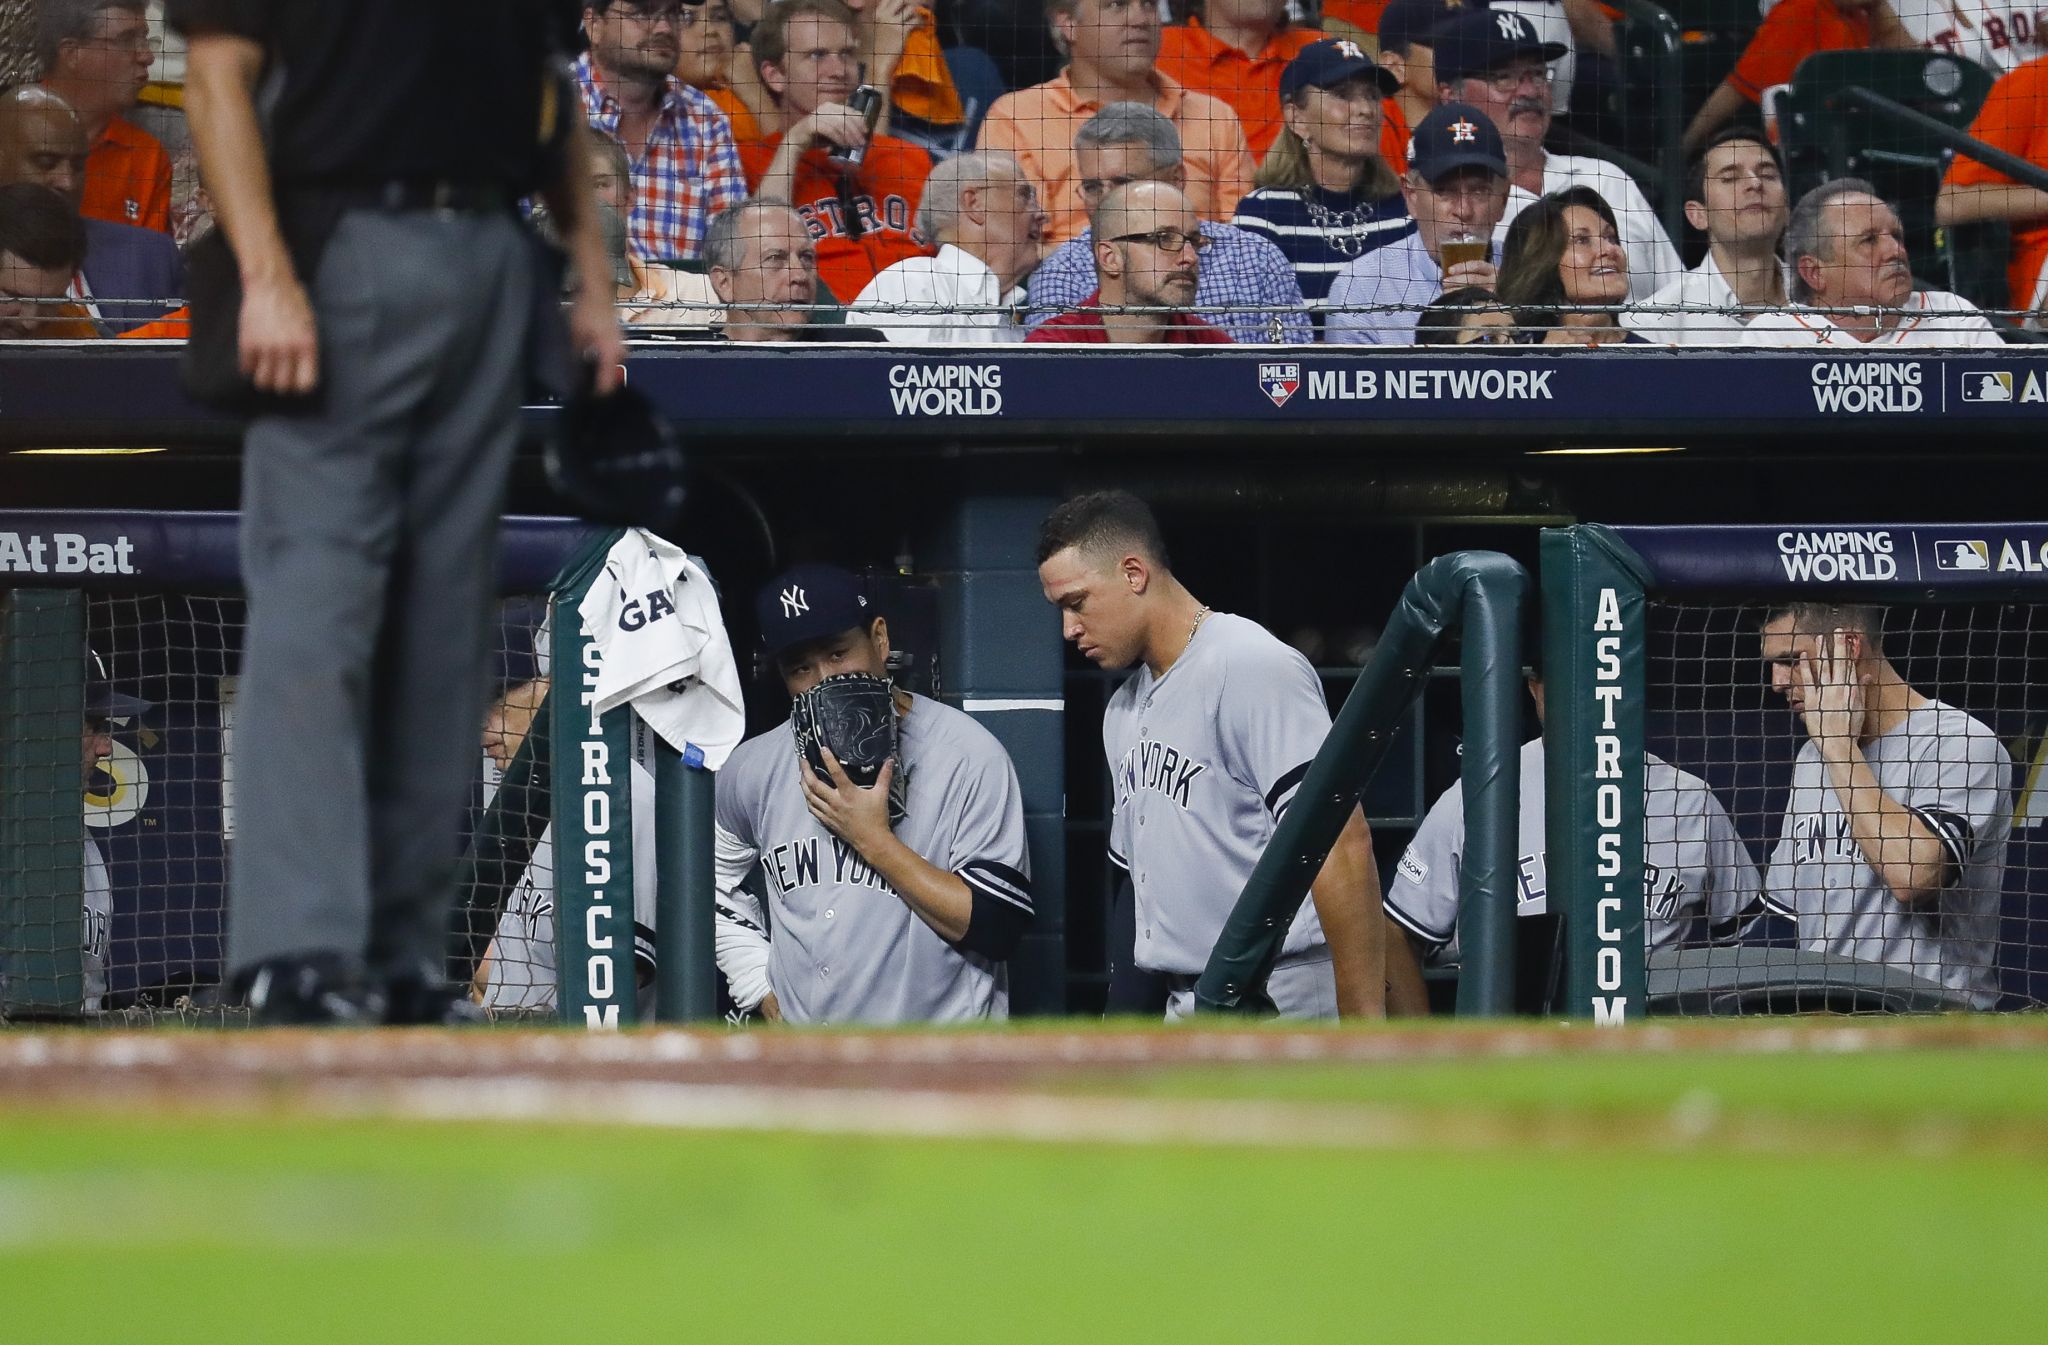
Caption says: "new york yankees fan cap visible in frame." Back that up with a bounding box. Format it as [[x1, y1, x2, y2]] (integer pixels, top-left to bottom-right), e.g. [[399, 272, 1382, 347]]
[[1430, 8, 1567, 86], [86, 648, 151, 721], [1279, 38, 1399, 102], [756, 563, 874, 656], [1377, 0, 1481, 56], [1407, 101, 1509, 182]]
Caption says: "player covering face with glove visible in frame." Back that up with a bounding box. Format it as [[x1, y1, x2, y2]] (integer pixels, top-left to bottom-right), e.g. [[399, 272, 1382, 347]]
[[711, 563, 1034, 1024]]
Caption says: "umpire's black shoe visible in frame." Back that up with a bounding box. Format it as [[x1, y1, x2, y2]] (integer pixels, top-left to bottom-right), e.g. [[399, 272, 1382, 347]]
[[383, 972, 489, 1027], [240, 953, 386, 1026]]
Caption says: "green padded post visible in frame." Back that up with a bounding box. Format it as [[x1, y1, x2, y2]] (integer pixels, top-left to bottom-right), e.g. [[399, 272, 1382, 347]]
[[0, 590, 86, 1018], [654, 747, 717, 1023], [548, 529, 638, 1029], [1541, 525, 1651, 1025], [1195, 552, 1527, 1016]]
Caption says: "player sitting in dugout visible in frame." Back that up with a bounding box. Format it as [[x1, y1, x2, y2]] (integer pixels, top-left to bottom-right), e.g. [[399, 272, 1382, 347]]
[[714, 564, 1034, 1025], [1385, 625, 1765, 992]]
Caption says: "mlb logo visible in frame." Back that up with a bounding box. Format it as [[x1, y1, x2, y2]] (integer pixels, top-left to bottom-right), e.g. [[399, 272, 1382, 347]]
[[1259, 362, 1300, 408], [1935, 540, 1990, 571], [1961, 371, 2013, 402]]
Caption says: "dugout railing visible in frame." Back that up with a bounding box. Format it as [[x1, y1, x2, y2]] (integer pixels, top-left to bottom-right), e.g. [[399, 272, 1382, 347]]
[[0, 511, 718, 1025], [1544, 522, 2048, 1022]]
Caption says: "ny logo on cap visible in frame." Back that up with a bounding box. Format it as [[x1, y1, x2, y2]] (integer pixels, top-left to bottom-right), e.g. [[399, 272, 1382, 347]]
[[1496, 12, 1527, 38], [1334, 39, 1365, 60], [780, 585, 809, 617], [1451, 118, 1478, 143]]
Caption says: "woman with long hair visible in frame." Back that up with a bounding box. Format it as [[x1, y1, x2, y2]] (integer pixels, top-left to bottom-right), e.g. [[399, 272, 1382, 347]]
[[1231, 40, 1414, 326], [1496, 186, 1648, 345]]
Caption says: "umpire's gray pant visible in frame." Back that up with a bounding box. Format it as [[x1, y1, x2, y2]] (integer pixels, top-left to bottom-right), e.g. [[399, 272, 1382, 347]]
[[228, 210, 536, 981]]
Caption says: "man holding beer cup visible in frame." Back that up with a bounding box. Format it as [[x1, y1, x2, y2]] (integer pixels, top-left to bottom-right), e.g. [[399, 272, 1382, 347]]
[[1325, 100, 1516, 345]]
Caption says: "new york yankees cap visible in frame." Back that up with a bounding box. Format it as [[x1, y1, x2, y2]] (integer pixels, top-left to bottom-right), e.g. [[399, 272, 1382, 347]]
[[1406, 101, 1509, 182], [756, 563, 875, 656], [1377, 0, 1481, 56], [1279, 38, 1400, 102], [1430, 8, 1568, 86]]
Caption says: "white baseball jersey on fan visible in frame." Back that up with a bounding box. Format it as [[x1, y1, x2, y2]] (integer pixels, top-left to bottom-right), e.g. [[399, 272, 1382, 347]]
[[1386, 738, 1763, 960], [479, 714, 660, 1013], [1900, 0, 2048, 73], [713, 692, 1032, 1025], [1103, 612, 1336, 1006], [1763, 699, 2011, 1009]]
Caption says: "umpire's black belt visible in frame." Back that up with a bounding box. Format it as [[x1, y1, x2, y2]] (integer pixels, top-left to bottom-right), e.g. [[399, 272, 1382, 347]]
[[288, 180, 518, 215]]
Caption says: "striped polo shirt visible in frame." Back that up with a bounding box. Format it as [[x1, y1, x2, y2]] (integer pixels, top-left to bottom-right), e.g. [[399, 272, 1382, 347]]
[[1232, 184, 1415, 320]]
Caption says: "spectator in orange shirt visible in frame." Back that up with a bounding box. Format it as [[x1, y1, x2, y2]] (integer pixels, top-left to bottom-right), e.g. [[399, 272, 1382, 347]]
[[673, 0, 766, 142], [1375, 0, 1473, 168], [1682, 0, 1920, 155], [36, 0, 170, 235], [741, 0, 935, 300], [1321, 0, 1394, 47], [980, 0, 1256, 243], [720, 0, 964, 136], [0, 183, 100, 339], [1937, 54, 2048, 324], [1155, 0, 1325, 158]]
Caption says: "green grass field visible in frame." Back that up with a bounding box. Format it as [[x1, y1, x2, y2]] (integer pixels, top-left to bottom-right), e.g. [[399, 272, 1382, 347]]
[[5, 1026, 2046, 1343]]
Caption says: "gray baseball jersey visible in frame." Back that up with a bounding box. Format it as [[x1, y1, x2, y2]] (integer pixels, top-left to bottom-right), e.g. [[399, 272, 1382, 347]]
[[1386, 739, 1762, 961], [83, 836, 109, 1013], [1104, 612, 1332, 976], [713, 691, 1032, 1025], [1763, 699, 2010, 1009], [480, 716, 659, 1013]]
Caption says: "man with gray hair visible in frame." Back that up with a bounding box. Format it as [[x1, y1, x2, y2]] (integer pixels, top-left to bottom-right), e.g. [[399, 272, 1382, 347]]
[[705, 197, 883, 341], [37, 0, 169, 234], [1025, 102, 1308, 344], [849, 151, 1048, 343], [1742, 179, 2002, 348]]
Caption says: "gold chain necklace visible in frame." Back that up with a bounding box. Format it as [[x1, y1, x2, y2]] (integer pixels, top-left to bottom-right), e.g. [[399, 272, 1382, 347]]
[[1185, 605, 1212, 652]]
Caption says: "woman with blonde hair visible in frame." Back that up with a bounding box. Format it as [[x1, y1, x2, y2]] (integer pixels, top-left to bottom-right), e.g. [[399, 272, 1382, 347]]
[[1231, 38, 1414, 327]]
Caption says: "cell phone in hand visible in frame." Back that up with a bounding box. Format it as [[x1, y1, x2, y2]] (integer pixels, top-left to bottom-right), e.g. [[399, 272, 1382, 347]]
[[830, 85, 884, 169]]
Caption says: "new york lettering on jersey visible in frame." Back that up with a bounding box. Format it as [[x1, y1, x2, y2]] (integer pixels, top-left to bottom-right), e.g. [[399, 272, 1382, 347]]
[[713, 691, 1030, 1024], [1104, 612, 1334, 976]]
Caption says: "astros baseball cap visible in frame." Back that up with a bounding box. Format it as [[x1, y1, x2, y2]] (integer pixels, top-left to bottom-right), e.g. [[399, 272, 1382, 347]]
[[1430, 8, 1568, 86], [756, 563, 875, 656], [1406, 101, 1509, 182], [1279, 38, 1400, 102], [1377, 0, 1481, 55]]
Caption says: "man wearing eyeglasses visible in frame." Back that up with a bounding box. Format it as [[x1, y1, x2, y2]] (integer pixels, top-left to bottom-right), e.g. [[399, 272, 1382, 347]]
[[575, 0, 749, 262], [1327, 101, 1513, 345], [1431, 7, 1677, 301], [36, 1, 170, 235], [1025, 103, 1309, 344], [1025, 180, 1232, 342]]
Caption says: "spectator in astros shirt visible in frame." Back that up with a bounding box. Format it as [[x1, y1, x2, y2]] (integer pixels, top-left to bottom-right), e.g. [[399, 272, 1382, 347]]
[[738, 0, 935, 303]]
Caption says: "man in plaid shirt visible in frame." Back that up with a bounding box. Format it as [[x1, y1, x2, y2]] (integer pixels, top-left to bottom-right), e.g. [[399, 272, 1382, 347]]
[[576, 0, 747, 262]]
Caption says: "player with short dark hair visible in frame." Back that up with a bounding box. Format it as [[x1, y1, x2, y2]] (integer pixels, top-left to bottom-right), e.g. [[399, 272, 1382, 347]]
[[1037, 490, 1390, 1019], [713, 564, 1033, 1024], [1758, 602, 2012, 1007]]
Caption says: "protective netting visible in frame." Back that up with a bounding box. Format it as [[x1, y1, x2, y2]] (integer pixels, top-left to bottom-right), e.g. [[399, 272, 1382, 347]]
[[0, 588, 558, 1023], [1644, 598, 2048, 1009], [7, 0, 2047, 345]]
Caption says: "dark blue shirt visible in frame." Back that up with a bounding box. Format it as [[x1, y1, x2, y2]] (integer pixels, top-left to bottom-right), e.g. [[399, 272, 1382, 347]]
[[1231, 185, 1415, 325]]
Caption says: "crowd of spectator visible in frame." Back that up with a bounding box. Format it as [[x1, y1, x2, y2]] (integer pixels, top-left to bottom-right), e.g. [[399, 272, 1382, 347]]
[[3, 0, 2048, 346]]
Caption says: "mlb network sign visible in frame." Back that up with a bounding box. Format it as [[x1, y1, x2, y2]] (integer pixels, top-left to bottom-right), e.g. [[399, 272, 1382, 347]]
[[1258, 360, 1553, 408]]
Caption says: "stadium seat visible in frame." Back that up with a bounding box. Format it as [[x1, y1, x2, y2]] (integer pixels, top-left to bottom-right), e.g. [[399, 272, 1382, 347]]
[[1773, 50, 1997, 288]]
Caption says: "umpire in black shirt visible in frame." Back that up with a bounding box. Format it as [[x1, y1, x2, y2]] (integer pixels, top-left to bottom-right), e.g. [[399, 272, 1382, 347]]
[[175, 0, 627, 1022]]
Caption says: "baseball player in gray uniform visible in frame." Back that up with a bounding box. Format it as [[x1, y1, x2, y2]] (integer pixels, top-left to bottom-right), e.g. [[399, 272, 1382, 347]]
[[1759, 602, 2011, 1009], [1387, 666, 1762, 970], [1037, 491, 1389, 1020], [713, 564, 1034, 1025]]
